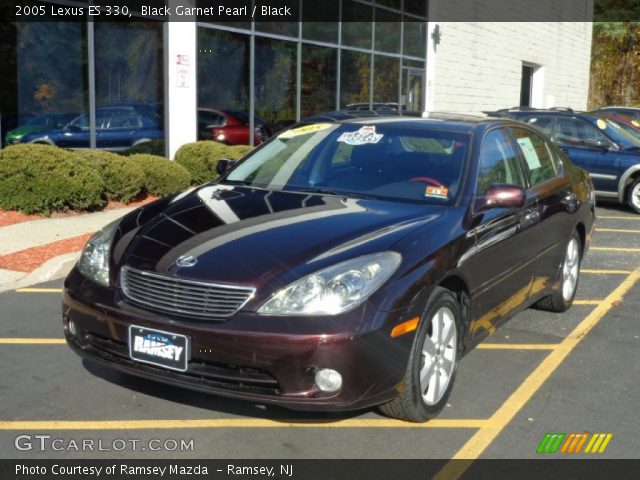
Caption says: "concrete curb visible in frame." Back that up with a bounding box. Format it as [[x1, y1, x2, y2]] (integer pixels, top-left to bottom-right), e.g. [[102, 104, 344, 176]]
[[0, 252, 80, 293]]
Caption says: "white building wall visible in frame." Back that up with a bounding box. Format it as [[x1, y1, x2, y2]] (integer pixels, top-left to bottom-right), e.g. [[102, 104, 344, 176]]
[[428, 22, 593, 115]]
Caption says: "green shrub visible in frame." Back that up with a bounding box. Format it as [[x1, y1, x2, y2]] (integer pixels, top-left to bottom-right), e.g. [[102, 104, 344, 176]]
[[175, 141, 254, 184], [0, 144, 105, 214], [128, 154, 191, 196], [75, 150, 145, 203]]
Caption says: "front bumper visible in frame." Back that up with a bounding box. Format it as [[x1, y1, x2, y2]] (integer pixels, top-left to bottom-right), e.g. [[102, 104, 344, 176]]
[[63, 268, 417, 412]]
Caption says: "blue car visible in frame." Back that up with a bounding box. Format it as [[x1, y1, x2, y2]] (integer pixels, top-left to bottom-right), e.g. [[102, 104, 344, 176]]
[[18, 103, 163, 152], [486, 108, 640, 213]]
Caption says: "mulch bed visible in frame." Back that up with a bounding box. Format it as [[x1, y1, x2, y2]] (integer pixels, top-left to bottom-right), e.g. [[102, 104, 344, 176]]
[[0, 233, 93, 273], [0, 195, 159, 272], [0, 195, 158, 228]]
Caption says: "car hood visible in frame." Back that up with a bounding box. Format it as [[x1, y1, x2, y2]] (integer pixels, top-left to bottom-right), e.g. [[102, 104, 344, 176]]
[[114, 184, 445, 291], [6, 125, 45, 140]]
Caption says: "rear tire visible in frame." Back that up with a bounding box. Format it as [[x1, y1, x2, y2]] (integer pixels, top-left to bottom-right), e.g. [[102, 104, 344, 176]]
[[534, 231, 581, 312], [379, 287, 461, 422], [627, 178, 640, 214]]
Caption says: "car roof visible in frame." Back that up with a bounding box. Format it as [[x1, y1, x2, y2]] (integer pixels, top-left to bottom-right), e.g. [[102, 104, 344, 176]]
[[302, 111, 518, 133]]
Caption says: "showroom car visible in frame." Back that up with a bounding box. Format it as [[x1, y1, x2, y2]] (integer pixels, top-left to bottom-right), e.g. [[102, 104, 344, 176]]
[[198, 108, 273, 146], [63, 115, 595, 422], [16, 103, 163, 151], [3, 112, 77, 146], [486, 107, 640, 213]]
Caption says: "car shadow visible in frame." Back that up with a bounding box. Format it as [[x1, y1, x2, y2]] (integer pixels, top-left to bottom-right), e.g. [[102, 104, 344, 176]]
[[82, 359, 378, 424], [596, 199, 635, 214]]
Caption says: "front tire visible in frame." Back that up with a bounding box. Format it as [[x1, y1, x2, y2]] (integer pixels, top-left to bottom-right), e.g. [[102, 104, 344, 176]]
[[535, 231, 581, 312], [627, 178, 640, 214], [379, 287, 461, 422]]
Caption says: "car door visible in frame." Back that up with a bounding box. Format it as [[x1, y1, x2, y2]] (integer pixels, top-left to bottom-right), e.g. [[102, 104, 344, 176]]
[[551, 116, 620, 193], [97, 108, 141, 150], [463, 128, 539, 338], [508, 126, 573, 290]]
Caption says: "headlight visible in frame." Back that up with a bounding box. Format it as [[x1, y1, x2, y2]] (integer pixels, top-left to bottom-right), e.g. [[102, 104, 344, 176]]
[[257, 252, 402, 316], [77, 220, 120, 287]]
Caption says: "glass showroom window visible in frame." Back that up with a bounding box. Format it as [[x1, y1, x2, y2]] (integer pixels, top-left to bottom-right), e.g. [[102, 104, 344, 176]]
[[94, 22, 164, 153], [255, 37, 297, 130], [301, 45, 337, 118], [340, 50, 372, 108], [197, 29, 251, 143], [342, 1, 373, 49], [373, 55, 400, 104], [374, 8, 401, 54], [0, 22, 88, 148]]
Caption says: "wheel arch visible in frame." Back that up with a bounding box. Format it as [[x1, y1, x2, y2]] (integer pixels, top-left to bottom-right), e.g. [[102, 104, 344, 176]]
[[617, 164, 640, 202], [574, 222, 586, 257], [437, 274, 471, 349]]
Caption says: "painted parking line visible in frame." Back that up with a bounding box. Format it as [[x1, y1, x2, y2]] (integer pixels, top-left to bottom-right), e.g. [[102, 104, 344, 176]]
[[0, 338, 65, 344], [590, 247, 640, 253], [476, 344, 557, 350], [597, 215, 640, 220], [580, 269, 632, 275], [15, 288, 62, 293], [434, 267, 640, 479], [594, 228, 640, 233], [0, 418, 490, 431]]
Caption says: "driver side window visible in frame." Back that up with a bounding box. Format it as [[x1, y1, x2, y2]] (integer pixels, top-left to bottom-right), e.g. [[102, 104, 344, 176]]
[[476, 129, 525, 199]]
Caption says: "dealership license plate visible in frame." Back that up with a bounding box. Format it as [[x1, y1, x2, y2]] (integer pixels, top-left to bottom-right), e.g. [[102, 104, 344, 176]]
[[129, 326, 189, 372]]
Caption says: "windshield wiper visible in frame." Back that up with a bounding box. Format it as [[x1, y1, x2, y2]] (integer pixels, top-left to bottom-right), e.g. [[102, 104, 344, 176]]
[[284, 187, 368, 199]]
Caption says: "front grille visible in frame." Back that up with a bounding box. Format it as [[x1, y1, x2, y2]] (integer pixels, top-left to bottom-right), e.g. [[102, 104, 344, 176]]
[[83, 333, 281, 396], [120, 266, 254, 319]]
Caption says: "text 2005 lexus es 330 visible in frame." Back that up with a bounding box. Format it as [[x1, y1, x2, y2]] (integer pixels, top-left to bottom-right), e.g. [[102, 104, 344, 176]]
[[63, 115, 595, 422]]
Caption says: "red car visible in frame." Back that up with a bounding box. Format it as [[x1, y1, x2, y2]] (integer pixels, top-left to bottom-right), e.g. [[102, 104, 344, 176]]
[[198, 108, 272, 146]]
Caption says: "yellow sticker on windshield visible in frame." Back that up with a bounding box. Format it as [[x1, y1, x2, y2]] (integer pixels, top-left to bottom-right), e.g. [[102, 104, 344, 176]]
[[278, 123, 332, 139], [632, 120, 640, 127], [597, 119, 607, 130]]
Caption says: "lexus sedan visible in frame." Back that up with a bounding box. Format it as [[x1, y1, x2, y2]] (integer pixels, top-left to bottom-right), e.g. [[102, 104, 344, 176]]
[[63, 115, 595, 422]]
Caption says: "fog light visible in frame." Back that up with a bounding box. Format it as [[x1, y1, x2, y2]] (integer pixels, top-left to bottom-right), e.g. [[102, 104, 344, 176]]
[[315, 368, 342, 393], [68, 319, 77, 336]]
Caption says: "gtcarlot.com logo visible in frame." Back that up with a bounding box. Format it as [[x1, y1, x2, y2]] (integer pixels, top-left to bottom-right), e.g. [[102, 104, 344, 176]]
[[536, 432, 613, 454]]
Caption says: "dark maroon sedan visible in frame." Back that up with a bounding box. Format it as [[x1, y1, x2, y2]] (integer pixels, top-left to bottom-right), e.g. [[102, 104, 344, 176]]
[[63, 115, 595, 422]]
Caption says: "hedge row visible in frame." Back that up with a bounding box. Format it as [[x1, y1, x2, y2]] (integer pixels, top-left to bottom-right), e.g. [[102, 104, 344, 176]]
[[0, 144, 192, 214], [175, 141, 254, 184]]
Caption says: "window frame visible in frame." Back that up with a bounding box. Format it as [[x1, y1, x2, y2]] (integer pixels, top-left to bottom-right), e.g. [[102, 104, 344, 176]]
[[474, 126, 528, 202], [507, 125, 563, 188]]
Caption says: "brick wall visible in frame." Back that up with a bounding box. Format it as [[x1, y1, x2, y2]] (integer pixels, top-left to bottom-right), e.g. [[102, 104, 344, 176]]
[[429, 22, 593, 115]]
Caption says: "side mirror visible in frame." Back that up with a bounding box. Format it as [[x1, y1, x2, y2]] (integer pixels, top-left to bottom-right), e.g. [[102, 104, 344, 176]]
[[476, 184, 526, 211], [216, 158, 237, 175], [583, 138, 610, 150]]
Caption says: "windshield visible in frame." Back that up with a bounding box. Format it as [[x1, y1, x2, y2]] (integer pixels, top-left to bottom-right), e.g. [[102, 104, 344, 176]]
[[588, 116, 640, 150], [601, 117, 640, 148], [224, 123, 470, 204]]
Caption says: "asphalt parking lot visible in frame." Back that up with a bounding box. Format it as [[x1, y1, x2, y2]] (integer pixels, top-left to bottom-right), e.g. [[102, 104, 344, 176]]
[[1, 203, 639, 467]]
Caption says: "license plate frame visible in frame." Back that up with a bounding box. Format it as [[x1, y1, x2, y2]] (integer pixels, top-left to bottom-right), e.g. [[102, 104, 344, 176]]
[[129, 325, 190, 372]]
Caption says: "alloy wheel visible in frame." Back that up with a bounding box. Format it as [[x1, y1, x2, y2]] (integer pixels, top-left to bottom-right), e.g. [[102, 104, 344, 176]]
[[631, 182, 640, 210], [562, 238, 580, 301], [420, 306, 457, 406]]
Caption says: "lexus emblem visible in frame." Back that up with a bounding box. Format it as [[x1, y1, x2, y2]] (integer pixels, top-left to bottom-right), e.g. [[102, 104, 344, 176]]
[[176, 255, 197, 268]]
